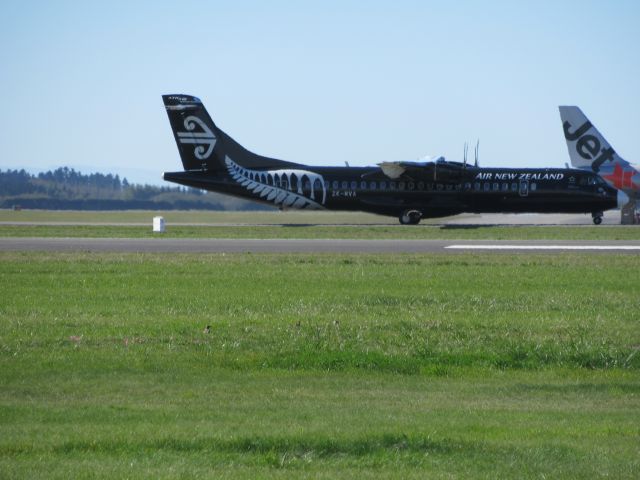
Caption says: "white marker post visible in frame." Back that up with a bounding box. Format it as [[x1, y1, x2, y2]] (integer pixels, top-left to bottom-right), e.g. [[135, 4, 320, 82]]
[[152, 216, 165, 233]]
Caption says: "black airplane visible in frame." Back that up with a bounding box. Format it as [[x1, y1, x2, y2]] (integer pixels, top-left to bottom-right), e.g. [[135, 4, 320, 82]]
[[162, 95, 623, 225]]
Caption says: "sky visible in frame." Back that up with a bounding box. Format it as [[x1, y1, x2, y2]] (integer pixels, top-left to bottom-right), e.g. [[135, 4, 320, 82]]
[[1, 0, 639, 185]]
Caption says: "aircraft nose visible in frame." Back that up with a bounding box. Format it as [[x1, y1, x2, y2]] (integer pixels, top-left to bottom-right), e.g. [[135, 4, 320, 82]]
[[617, 190, 630, 208]]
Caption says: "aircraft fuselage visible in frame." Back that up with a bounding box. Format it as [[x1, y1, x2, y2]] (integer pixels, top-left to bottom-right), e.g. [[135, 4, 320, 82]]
[[164, 161, 617, 221], [162, 95, 619, 224]]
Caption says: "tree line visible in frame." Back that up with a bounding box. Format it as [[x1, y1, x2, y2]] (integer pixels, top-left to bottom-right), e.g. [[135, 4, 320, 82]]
[[0, 167, 271, 211]]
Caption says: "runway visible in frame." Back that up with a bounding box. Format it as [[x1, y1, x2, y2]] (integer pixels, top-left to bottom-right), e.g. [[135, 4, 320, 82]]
[[2, 237, 640, 253]]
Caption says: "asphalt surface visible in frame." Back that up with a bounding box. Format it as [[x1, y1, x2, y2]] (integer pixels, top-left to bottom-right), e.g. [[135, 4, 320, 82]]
[[2, 237, 640, 253]]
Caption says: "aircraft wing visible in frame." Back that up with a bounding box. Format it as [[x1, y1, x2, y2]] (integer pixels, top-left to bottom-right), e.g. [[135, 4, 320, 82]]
[[378, 158, 468, 182], [379, 162, 408, 179], [378, 161, 436, 179]]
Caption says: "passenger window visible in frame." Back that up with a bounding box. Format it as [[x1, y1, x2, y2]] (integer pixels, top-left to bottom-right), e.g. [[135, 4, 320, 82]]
[[399, 182, 405, 190], [332, 180, 339, 190], [380, 181, 387, 190], [531, 182, 537, 191], [418, 182, 425, 190], [474, 182, 480, 191], [511, 183, 518, 191], [360, 181, 367, 190], [408, 182, 415, 190], [370, 181, 377, 190], [349, 181, 356, 189], [502, 183, 509, 191], [493, 183, 499, 191], [483, 183, 490, 191], [390, 182, 396, 190], [341, 181, 348, 189]]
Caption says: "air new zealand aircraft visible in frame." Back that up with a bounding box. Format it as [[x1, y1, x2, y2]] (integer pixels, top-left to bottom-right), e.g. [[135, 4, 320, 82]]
[[163, 95, 623, 225]]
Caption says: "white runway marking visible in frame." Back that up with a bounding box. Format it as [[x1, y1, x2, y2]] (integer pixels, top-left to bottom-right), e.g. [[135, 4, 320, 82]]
[[446, 245, 640, 250]]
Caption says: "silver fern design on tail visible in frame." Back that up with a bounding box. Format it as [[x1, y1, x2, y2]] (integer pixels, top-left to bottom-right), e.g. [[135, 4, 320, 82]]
[[225, 157, 326, 209]]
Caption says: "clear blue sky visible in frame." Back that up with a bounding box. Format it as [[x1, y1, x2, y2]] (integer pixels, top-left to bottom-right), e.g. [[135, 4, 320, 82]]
[[1, 0, 639, 184]]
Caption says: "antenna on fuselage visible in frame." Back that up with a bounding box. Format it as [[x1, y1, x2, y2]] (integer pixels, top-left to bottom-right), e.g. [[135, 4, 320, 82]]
[[474, 139, 479, 167], [463, 142, 468, 167]]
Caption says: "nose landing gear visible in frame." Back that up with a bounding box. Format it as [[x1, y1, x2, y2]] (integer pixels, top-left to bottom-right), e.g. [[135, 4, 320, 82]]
[[399, 210, 422, 225]]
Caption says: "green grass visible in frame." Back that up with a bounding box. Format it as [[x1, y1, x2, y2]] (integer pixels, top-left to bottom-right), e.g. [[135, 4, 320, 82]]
[[1, 253, 639, 478], [3, 208, 638, 239], [2, 224, 640, 239], [1, 370, 638, 478]]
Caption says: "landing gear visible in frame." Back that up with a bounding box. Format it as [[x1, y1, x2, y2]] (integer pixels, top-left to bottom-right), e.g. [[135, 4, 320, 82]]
[[592, 211, 603, 225], [399, 210, 422, 225]]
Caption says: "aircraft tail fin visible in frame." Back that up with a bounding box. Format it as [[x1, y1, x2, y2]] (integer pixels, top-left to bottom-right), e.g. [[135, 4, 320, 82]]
[[163, 95, 219, 171], [558, 106, 625, 172], [162, 94, 299, 172]]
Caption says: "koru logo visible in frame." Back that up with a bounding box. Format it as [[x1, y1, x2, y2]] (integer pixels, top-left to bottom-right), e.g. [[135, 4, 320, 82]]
[[563, 120, 615, 172], [176, 116, 216, 163]]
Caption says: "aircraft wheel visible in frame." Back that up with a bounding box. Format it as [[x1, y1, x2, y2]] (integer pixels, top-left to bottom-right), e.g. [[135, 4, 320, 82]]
[[399, 210, 422, 225], [591, 211, 603, 225]]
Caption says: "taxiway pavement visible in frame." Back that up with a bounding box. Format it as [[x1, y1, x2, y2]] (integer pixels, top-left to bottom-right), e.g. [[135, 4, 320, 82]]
[[1, 237, 640, 254]]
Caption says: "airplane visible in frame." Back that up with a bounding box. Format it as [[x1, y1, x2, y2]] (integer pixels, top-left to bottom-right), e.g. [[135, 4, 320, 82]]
[[559, 106, 638, 224], [162, 94, 623, 225]]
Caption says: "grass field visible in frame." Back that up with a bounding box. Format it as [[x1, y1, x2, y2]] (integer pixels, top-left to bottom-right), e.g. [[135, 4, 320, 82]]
[[4, 224, 640, 240], [1, 252, 639, 478], [2, 224, 640, 240], [3, 209, 640, 240]]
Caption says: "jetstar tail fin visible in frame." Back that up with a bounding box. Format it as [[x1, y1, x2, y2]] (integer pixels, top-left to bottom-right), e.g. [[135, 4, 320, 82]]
[[558, 106, 627, 172]]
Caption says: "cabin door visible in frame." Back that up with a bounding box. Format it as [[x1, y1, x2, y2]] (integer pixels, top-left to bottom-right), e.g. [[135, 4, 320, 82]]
[[519, 179, 529, 197]]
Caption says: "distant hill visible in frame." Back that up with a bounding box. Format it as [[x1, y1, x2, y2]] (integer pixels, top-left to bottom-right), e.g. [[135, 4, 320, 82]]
[[0, 167, 273, 211]]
